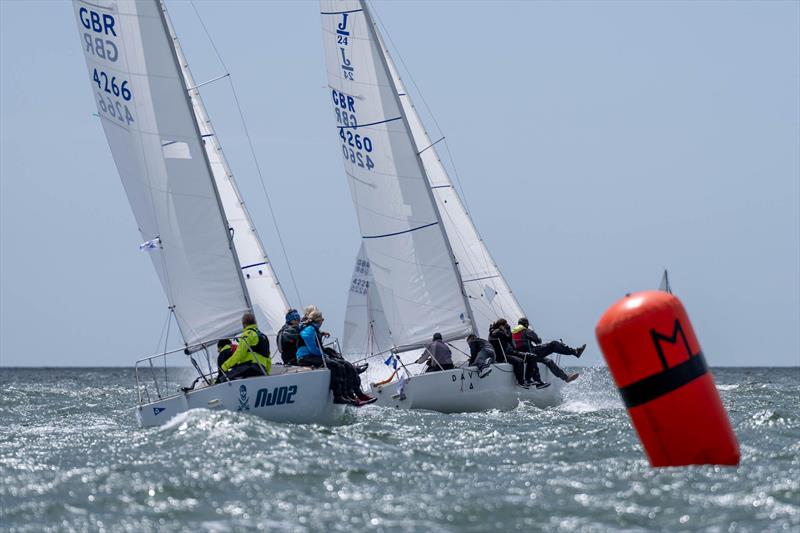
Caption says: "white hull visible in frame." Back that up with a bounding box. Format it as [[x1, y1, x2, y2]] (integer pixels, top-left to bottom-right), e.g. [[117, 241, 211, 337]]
[[136, 366, 347, 427], [369, 363, 564, 413]]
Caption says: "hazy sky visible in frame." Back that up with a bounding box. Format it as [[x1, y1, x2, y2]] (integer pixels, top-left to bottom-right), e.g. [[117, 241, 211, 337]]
[[1, 1, 798, 367]]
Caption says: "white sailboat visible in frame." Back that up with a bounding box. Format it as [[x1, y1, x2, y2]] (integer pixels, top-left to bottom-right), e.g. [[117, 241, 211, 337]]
[[74, 0, 345, 426], [321, 0, 563, 411]]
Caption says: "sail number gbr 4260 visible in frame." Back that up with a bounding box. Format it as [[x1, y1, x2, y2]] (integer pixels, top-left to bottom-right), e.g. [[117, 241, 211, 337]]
[[339, 129, 374, 171]]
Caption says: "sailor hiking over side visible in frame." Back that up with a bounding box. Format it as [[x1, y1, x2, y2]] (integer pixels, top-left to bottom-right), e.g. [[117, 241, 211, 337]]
[[296, 306, 376, 406], [512, 317, 584, 384]]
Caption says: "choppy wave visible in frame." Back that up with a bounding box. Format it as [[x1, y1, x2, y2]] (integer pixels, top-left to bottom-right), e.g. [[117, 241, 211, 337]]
[[1, 367, 798, 532]]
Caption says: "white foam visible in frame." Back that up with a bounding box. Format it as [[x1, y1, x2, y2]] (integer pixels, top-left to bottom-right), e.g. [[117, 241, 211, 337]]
[[157, 410, 191, 432], [558, 400, 602, 413]]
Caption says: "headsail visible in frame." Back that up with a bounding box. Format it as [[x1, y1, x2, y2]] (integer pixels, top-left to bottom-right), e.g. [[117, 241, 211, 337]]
[[320, 0, 474, 351], [73, 0, 250, 346], [335, 0, 527, 357], [342, 243, 393, 360], [374, 20, 526, 333], [163, 8, 290, 339]]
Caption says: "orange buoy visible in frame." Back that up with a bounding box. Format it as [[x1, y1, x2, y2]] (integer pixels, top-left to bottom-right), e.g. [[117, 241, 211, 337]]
[[595, 290, 740, 467]]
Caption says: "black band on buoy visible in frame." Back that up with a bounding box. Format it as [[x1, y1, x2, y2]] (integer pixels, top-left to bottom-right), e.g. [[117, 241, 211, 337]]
[[618, 352, 708, 408]]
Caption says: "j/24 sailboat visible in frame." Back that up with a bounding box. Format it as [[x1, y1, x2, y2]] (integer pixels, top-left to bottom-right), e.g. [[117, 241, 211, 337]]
[[320, 0, 564, 411], [73, 0, 345, 426]]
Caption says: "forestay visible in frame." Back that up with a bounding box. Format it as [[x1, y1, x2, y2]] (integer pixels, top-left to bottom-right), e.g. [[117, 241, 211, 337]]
[[338, 0, 526, 358], [73, 0, 250, 346], [163, 7, 290, 340], [320, 0, 474, 351], [375, 20, 525, 333]]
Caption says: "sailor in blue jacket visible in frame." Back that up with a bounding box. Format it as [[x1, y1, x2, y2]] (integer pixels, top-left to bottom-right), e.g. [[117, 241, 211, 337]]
[[296, 308, 355, 405]]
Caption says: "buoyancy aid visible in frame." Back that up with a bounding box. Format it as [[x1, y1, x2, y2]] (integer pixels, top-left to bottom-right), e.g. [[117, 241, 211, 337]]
[[512, 325, 527, 351]]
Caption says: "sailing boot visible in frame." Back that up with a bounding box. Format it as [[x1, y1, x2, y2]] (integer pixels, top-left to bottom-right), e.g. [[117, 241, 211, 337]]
[[565, 373, 580, 383], [355, 363, 369, 374], [574, 344, 586, 358], [356, 391, 378, 405], [478, 366, 493, 379], [534, 381, 551, 389]]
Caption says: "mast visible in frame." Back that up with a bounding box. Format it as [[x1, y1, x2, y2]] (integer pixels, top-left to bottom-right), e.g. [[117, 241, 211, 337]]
[[373, 18, 526, 325], [160, 0, 291, 337], [155, 0, 253, 323], [321, 0, 473, 350], [360, 1, 478, 338]]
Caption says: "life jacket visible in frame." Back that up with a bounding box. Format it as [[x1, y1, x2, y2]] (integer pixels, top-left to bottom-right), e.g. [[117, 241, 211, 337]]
[[511, 325, 527, 351]]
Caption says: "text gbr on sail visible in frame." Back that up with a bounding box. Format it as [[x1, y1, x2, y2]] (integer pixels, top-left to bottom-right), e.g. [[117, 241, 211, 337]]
[[78, 7, 118, 62], [332, 90, 356, 113]]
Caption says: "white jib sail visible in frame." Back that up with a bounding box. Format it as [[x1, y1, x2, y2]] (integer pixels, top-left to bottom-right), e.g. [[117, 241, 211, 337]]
[[342, 243, 393, 360], [163, 6, 290, 341], [321, 0, 474, 351], [375, 19, 526, 334], [73, 0, 250, 346]]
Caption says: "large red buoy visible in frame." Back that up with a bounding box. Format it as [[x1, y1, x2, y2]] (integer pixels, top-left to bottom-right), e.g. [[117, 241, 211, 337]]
[[595, 291, 740, 467]]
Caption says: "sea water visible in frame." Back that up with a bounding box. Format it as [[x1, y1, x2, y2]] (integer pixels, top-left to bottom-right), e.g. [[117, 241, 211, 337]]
[[1, 367, 797, 532]]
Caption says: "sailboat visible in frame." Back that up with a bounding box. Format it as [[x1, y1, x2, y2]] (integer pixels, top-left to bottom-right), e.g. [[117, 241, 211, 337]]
[[73, 0, 346, 426], [659, 269, 673, 294], [321, 0, 563, 411]]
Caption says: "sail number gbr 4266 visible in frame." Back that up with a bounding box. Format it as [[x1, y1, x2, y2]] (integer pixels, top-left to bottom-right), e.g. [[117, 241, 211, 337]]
[[77, 5, 135, 127], [92, 68, 134, 125]]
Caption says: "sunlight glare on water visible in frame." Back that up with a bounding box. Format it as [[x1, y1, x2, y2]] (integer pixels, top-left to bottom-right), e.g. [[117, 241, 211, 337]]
[[0, 367, 798, 531]]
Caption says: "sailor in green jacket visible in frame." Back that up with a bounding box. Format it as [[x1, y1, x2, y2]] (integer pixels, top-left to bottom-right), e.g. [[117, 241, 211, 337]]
[[221, 312, 271, 379]]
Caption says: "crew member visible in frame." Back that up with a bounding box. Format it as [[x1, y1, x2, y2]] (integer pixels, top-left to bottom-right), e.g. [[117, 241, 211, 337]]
[[415, 332, 454, 372], [466, 334, 495, 378], [220, 312, 271, 380], [296, 308, 375, 405], [489, 319, 549, 389], [277, 309, 302, 365], [512, 317, 583, 383], [217, 338, 234, 370]]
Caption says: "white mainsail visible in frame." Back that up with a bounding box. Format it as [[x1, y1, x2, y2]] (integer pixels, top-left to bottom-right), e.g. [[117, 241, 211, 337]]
[[321, 0, 474, 351], [163, 7, 290, 340], [336, 0, 526, 357], [73, 0, 250, 346]]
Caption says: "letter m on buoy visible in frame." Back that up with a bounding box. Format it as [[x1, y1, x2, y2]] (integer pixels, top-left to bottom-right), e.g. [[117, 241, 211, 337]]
[[651, 319, 697, 370], [619, 319, 709, 409]]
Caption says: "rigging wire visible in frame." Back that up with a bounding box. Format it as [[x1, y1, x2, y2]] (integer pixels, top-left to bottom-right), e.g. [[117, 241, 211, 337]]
[[368, 1, 523, 322], [153, 309, 172, 355], [367, 2, 474, 219], [189, 0, 303, 306]]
